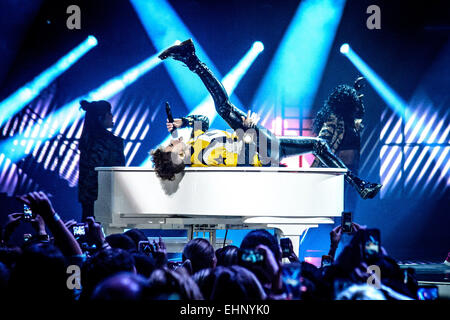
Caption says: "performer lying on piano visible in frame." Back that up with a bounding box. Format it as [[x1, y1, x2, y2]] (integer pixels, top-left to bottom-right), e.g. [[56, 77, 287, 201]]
[[151, 39, 381, 199]]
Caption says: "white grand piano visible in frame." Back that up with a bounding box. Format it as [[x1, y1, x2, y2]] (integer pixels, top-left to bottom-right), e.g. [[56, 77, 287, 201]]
[[95, 167, 346, 254]]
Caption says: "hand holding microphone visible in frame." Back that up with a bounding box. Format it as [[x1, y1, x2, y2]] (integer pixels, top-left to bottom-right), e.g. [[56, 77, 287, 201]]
[[165, 101, 182, 136]]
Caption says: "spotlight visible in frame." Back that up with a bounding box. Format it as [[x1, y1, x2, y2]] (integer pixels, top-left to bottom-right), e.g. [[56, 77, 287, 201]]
[[174, 40, 181, 45], [253, 41, 264, 53], [251, 0, 346, 115], [340, 43, 350, 54]]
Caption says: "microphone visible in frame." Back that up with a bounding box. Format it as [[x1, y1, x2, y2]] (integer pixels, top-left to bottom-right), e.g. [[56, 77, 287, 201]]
[[165, 101, 178, 137]]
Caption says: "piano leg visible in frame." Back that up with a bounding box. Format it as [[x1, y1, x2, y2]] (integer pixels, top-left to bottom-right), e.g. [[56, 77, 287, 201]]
[[271, 224, 318, 257]]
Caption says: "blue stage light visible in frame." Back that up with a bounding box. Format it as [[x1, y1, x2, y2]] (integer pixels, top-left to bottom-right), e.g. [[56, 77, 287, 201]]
[[140, 41, 264, 167], [130, 0, 247, 112], [340, 43, 349, 54], [0, 52, 163, 165], [0, 36, 98, 128], [252, 0, 346, 119], [87, 35, 98, 46], [345, 44, 450, 199], [341, 45, 410, 119]]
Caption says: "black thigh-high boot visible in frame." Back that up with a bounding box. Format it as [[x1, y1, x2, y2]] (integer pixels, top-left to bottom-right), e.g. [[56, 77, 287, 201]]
[[278, 136, 382, 199]]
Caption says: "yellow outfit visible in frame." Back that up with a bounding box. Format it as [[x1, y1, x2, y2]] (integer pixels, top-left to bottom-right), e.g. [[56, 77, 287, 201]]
[[188, 129, 262, 167]]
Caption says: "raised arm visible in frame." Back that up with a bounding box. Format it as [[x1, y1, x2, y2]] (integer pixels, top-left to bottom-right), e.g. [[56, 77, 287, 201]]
[[19, 191, 82, 256]]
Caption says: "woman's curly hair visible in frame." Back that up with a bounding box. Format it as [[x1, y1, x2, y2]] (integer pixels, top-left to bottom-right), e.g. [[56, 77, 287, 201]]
[[313, 84, 364, 134], [151, 148, 186, 181]]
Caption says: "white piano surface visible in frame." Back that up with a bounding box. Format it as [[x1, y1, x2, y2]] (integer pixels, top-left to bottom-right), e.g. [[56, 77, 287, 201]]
[[95, 166, 346, 253]]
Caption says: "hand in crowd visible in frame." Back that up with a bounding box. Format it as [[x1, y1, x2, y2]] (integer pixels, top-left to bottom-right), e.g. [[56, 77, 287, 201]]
[[85, 216, 108, 249], [283, 238, 299, 263], [5, 213, 23, 229], [330, 225, 343, 248], [152, 236, 167, 255], [1, 213, 23, 243], [30, 213, 47, 236], [255, 244, 282, 291], [330, 222, 366, 248], [149, 236, 167, 267], [18, 191, 56, 221], [17, 191, 82, 256]]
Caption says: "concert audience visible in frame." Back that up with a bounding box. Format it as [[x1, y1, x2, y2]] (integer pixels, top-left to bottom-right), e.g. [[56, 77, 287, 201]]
[[193, 265, 267, 300], [0, 191, 426, 301]]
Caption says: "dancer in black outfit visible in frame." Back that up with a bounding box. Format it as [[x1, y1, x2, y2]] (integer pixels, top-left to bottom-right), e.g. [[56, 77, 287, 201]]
[[312, 78, 369, 209]]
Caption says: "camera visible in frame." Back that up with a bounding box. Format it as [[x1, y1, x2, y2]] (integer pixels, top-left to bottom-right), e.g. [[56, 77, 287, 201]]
[[238, 248, 265, 266]]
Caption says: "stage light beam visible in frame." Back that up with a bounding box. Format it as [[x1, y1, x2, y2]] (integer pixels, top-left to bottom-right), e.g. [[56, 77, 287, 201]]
[[252, 0, 346, 118], [130, 0, 246, 113], [340, 43, 349, 54], [339, 43, 410, 119]]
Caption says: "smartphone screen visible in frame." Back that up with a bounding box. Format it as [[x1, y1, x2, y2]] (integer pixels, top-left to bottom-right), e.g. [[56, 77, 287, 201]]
[[23, 204, 33, 220], [281, 263, 303, 299], [280, 238, 291, 258], [138, 240, 153, 255], [72, 225, 86, 236], [238, 249, 264, 265], [341, 211, 352, 233], [321, 255, 333, 268]]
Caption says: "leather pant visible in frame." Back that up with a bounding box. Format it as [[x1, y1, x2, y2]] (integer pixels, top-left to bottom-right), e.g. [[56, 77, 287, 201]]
[[190, 58, 350, 170]]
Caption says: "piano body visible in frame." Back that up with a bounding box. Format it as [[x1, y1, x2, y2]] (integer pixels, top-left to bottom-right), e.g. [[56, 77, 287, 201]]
[[95, 167, 346, 254]]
